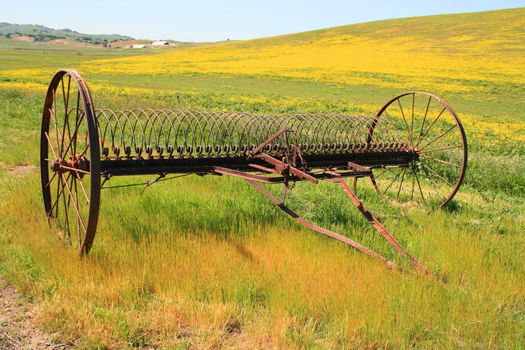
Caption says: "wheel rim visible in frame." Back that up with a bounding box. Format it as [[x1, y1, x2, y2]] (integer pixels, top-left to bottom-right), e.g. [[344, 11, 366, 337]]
[[40, 69, 100, 254], [367, 92, 468, 207]]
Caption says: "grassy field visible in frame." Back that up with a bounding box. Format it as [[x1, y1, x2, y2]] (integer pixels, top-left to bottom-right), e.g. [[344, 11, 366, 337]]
[[1, 7, 524, 349]]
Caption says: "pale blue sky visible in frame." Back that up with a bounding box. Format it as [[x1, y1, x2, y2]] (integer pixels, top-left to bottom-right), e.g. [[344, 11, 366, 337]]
[[2, 0, 524, 42]]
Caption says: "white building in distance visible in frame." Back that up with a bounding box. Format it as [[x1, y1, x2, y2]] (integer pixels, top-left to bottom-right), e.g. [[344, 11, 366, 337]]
[[151, 40, 169, 46]]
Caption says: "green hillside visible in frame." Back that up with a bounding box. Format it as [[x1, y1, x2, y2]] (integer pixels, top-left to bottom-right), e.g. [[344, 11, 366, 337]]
[[0, 22, 132, 46], [81, 7, 525, 120]]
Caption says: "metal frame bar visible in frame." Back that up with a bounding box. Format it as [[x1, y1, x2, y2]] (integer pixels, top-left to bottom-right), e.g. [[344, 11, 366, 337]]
[[99, 151, 417, 177], [240, 169, 426, 272]]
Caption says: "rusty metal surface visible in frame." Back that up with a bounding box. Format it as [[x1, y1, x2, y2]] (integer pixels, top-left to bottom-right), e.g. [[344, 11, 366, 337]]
[[40, 69, 468, 269], [40, 68, 101, 255], [95, 108, 409, 160], [369, 92, 468, 208]]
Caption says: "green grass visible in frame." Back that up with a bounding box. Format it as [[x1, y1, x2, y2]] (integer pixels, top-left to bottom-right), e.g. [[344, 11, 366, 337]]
[[0, 9, 525, 349], [0, 37, 163, 70]]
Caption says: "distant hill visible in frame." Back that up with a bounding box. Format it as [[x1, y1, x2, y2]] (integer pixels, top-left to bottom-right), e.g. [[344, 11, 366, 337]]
[[0, 22, 133, 46]]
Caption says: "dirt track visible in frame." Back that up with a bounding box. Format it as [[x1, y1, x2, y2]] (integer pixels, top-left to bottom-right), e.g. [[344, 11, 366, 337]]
[[0, 277, 67, 349]]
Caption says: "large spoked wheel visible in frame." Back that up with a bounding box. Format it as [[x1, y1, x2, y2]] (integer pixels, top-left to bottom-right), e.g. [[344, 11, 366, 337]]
[[367, 92, 468, 208], [40, 69, 101, 255]]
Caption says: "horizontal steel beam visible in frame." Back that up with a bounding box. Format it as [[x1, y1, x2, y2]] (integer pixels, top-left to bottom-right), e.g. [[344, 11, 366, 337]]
[[100, 150, 417, 177]]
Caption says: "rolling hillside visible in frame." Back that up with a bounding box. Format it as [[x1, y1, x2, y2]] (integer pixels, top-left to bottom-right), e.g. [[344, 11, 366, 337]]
[[0, 22, 132, 46], [83, 8, 525, 99]]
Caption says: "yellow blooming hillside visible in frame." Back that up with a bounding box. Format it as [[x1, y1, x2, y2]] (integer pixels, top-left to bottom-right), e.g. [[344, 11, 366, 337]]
[[83, 8, 525, 94]]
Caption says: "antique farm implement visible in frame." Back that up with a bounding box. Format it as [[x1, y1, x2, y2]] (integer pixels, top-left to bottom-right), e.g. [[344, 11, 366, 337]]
[[40, 69, 468, 271]]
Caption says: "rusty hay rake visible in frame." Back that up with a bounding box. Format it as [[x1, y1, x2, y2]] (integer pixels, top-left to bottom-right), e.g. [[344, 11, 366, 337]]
[[40, 69, 468, 271]]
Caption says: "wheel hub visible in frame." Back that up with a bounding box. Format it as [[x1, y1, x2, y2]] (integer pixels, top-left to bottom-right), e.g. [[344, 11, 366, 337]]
[[51, 154, 89, 176]]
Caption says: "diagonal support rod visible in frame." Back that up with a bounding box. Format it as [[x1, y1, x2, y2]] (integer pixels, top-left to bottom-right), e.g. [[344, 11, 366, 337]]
[[331, 174, 428, 273], [243, 166, 428, 273], [246, 180, 397, 270]]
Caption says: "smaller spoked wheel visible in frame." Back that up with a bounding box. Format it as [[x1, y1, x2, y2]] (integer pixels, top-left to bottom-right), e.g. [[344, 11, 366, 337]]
[[367, 92, 468, 207], [40, 69, 101, 254]]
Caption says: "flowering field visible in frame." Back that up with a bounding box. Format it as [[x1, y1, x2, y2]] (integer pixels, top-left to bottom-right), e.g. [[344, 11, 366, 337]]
[[83, 9, 525, 95], [0, 7, 524, 349]]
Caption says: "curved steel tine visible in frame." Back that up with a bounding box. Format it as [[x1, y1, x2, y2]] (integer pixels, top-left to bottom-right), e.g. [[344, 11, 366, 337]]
[[91, 108, 448, 160], [113, 110, 128, 157], [143, 108, 161, 155], [95, 109, 111, 156], [121, 110, 139, 157], [155, 109, 172, 156], [181, 110, 201, 156], [171, 109, 187, 156]]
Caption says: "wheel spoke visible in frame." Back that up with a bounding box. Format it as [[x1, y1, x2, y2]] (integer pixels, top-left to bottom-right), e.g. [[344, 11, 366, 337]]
[[50, 173, 64, 218], [416, 95, 432, 144], [62, 111, 84, 159], [410, 174, 416, 201], [73, 177, 82, 248], [396, 168, 407, 199], [74, 92, 80, 154], [397, 99, 412, 145], [54, 165, 90, 175], [67, 174, 76, 241], [420, 154, 461, 168], [52, 88, 61, 155], [44, 131, 58, 160], [60, 101, 71, 157], [421, 163, 453, 188], [410, 93, 415, 145], [60, 78, 69, 156], [77, 177, 90, 205], [383, 168, 403, 195], [64, 75, 71, 116], [415, 107, 446, 147], [61, 173, 71, 240], [78, 122, 90, 158], [413, 169, 426, 203], [419, 124, 458, 151], [45, 170, 58, 189], [420, 165, 448, 201], [79, 143, 90, 158], [63, 91, 83, 158], [60, 173, 87, 233], [49, 107, 62, 158], [372, 167, 390, 180], [422, 144, 462, 153]]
